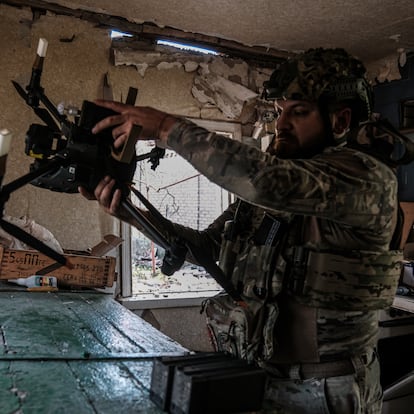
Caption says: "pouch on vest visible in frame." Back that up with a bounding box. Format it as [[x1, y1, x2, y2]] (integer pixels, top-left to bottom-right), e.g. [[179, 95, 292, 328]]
[[204, 294, 279, 364], [220, 213, 287, 299], [206, 211, 287, 363], [290, 248, 403, 310]]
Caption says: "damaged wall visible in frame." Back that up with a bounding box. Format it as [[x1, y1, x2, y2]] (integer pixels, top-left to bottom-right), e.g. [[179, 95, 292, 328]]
[[0, 6, 116, 250], [112, 39, 271, 122], [0, 4, 265, 251]]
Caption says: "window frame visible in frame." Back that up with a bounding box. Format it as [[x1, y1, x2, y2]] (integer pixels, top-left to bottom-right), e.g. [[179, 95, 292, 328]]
[[119, 119, 242, 309]]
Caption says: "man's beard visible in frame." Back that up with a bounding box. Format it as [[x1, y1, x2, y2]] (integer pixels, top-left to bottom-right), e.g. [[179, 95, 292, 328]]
[[266, 133, 327, 159], [266, 133, 296, 158]]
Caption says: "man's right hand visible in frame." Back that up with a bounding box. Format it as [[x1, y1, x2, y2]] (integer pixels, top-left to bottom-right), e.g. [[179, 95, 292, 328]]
[[79, 176, 122, 217], [91, 100, 178, 151]]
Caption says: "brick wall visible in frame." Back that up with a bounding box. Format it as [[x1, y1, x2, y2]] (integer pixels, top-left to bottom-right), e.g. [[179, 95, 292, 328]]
[[131, 146, 230, 258]]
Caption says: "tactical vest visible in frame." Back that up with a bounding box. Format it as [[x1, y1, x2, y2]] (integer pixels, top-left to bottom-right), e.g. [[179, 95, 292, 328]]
[[204, 201, 403, 364]]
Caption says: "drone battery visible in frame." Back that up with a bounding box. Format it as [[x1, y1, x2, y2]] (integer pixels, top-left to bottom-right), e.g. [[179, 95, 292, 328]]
[[150, 352, 231, 411], [78, 100, 118, 142], [169, 361, 266, 414]]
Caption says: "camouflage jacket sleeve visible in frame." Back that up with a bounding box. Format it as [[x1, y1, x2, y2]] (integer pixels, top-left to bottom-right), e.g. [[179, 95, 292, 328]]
[[167, 119, 398, 236], [125, 200, 239, 263]]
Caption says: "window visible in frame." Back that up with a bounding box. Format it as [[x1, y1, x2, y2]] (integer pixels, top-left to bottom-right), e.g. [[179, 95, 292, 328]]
[[120, 120, 241, 307]]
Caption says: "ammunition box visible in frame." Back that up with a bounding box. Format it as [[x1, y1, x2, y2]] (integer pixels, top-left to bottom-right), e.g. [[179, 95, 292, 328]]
[[0, 246, 116, 288], [150, 352, 266, 414], [170, 361, 266, 414], [150, 352, 230, 411]]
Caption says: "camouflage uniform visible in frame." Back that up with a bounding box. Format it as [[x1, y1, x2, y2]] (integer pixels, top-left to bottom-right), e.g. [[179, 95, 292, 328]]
[[133, 49, 403, 413], [138, 117, 400, 413]]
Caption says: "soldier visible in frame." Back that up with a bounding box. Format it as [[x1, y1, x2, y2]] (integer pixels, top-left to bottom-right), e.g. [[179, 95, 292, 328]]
[[81, 48, 405, 413]]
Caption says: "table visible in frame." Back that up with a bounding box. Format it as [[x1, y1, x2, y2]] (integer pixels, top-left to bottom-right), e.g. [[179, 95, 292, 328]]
[[0, 289, 187, 413]]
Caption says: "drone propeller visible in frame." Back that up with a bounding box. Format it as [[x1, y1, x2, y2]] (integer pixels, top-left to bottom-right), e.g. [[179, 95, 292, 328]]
[[11, 80, 28, 102], [11, 80, 61, 132], [33, 107, 61, 132]]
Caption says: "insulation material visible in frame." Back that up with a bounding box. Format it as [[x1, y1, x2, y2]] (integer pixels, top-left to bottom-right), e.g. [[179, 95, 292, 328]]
[[192, 73, 258, 119], [200, 58, 251, 87], [114, 46, 260, 119], [193, 58, 261, 119]]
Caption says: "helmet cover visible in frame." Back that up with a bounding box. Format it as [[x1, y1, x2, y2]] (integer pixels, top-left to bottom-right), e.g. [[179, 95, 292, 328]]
[[264, 48, 372, 120]]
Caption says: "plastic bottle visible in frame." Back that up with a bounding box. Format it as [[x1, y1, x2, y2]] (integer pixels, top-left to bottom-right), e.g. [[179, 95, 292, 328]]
[[8, 275, 57, 288]]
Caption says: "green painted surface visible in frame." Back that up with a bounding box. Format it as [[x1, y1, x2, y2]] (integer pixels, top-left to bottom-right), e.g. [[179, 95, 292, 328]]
[[0, 291, 187, 413]]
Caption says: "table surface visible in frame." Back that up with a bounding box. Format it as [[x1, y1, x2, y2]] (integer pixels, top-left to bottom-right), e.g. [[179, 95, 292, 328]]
[[0, 289, 187, 414], [1, 287, 411, 414]]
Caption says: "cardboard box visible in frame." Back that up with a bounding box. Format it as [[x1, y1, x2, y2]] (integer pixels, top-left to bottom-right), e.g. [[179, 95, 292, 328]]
[[0, 235, 122, 288]]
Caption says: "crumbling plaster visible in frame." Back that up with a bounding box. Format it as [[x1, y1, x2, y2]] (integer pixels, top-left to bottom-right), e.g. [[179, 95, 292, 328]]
[[113, 43, 270, 120]]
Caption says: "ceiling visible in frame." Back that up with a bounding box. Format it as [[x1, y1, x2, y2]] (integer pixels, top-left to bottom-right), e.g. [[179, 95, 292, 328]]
[[4, 0, 414, 64]]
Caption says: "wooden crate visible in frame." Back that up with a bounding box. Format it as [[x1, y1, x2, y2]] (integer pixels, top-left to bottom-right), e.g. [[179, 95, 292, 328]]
[[0, 246, 116, 288]]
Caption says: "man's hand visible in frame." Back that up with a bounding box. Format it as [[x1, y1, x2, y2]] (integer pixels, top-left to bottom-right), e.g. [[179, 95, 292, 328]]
[[79, 101, 179, 221], [91, 100, 178, 150], [79, 176, 122, 216]]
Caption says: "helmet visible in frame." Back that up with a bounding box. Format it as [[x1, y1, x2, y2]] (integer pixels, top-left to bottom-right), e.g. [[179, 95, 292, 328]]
[[263, 48, 373, 122]]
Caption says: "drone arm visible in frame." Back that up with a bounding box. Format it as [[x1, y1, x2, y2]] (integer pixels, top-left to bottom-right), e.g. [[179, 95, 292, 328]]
[[121, 197, 170, 251], [1, 157, 67, 201], [0, 218, 70, 267], [0, 155, 72, 268]]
